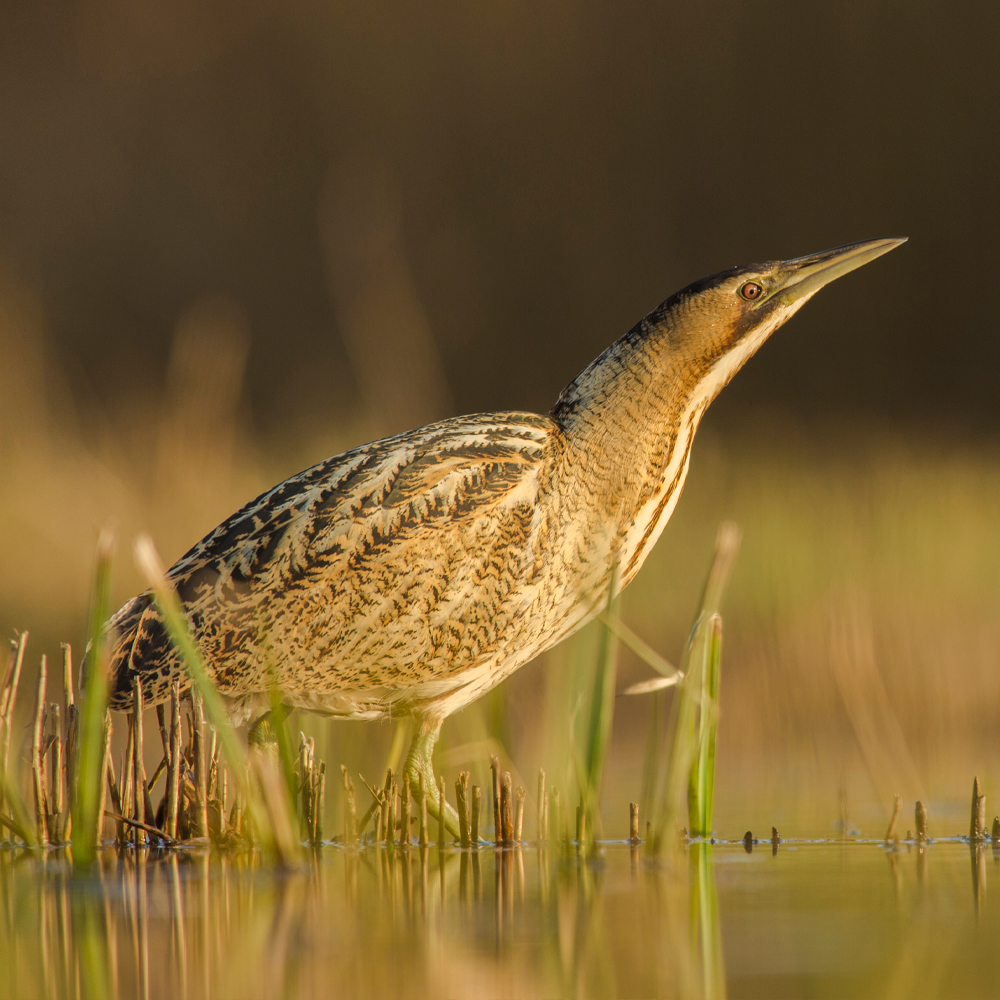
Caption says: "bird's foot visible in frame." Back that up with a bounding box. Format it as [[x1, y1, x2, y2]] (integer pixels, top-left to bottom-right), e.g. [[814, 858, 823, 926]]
[[401, 723, 461, 838]]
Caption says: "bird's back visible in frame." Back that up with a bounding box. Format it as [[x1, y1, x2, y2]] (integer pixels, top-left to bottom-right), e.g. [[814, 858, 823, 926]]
[[107, 410, 591, 722]]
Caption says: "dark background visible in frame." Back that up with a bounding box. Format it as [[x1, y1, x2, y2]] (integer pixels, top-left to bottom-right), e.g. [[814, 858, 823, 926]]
[[1, 1, 996, 441]]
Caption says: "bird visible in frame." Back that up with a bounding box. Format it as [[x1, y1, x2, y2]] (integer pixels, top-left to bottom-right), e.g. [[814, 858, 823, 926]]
[[105, 237, 905, 825]]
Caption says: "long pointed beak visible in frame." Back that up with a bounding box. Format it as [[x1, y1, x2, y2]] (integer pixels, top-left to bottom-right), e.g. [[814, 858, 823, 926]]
[[773, 237, 907, 305]]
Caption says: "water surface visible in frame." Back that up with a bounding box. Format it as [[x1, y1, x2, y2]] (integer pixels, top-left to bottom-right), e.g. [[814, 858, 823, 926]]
[[1, 839, 997, 999]]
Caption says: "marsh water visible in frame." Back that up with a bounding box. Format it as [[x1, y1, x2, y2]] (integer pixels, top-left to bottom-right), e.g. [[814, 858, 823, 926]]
[[2, 838, 997, 999]]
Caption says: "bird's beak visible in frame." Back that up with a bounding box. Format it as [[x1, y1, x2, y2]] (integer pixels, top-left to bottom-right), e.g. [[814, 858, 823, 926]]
[[772, 237, 907, 305]]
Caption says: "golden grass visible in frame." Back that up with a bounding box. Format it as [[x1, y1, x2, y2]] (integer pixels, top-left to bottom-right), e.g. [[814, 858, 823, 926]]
[[2, 267, 999, 840]]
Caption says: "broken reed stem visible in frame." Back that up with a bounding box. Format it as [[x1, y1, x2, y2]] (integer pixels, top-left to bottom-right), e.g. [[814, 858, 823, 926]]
[[132, 678, 147, 847], [514, 786, 525, 844], [381, 770, 393, 843], [550, 788, 561, 845], [59, 644, 77, 843], [121, 720, 134, 845], [192, 691, 208, 839], [32, 654, 50, 845], [401, 778, 412, 847], [455, 771, 470, 847], [885, 793, 902, 843], [316, 762, 326, 844], [105, 753, 124, 843], [971, 776, 986, 841], [1, 632, 28, 826], [155, 704, 169, 769], [471, 785, 481, 845], [438, 775, 447, 849], [342, 765, 358, 846], [629, 802, 640, 843], [576, 803, 586, 851], [374, 805, 383, 847], [500, 772, 513, 846], [51, 703, 64, 824], [916, 800, 929, 841], [65, 702, 78, 842], [167, 683, 181, 840], [490, 755, 501, 844], [418, 774, 428, 847], [299, 734, 312, 841], [96, 713, 112, 845], [537, 769, 546, 842]]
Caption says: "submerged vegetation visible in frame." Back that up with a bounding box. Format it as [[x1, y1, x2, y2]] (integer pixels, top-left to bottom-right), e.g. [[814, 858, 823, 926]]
[[0, 521, 740, 863]]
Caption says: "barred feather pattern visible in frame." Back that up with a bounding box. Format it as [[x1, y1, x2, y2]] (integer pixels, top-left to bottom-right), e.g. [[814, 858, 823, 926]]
[[108, 410, 645, 725], [107, 258, 796, 727]]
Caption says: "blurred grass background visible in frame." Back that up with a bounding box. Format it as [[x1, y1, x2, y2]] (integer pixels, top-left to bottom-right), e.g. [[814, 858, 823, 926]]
[[2, 281, 998, 838], [1, 0, 999, 840]]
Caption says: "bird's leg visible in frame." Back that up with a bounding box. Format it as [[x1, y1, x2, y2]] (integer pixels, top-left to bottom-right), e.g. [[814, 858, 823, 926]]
[[401, 720, 461, 837]]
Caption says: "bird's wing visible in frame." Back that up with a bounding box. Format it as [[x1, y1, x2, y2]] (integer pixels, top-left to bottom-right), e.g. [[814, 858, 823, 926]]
[[109, 411, 563, 706]]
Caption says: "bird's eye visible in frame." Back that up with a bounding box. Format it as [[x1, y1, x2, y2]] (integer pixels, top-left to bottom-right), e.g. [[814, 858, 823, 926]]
[[740, 281, 763, 301]]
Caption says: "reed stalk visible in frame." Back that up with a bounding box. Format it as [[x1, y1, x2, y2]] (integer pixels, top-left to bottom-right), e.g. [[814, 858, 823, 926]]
[[316, 761, 326, 843], [471, 785, 481, 845], [438, 775, 447, 849], [192, 691, 208, 839], [381, 770, 393, 843], [490, 755, 501, 844], [60, 644, 75, 843], [418, 774, 428, 847], [32, 654, 50, 844], [629, 802, 639, 843], [537, 769, 546, 842], [500, 772, 513, 846], [50, 703, 63, 840], [885, 794, 902, 843], [514, 786, 525, 843], [342, 765, 358, 846], [581, 568, 619, 831], [132, 678, 147, 847], [455, 771, 470, 847], [401, 777, 411, 847], [96, 713, 111, 845], [650, 523, 740, 851], [71, 531, 114, 865], [970, 777, 986, 841], [688, 616, 722, 838], [135, 535, 298, 863], [167, 682, 181, 839], [0, 631, 28, 828]]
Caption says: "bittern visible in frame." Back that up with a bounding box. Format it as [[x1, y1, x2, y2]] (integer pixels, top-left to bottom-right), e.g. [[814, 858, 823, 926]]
[[106, 238, 904, 825]]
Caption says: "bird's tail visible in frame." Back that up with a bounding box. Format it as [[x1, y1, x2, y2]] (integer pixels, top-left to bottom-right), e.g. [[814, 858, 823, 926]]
[[94, 592, 189, 711]]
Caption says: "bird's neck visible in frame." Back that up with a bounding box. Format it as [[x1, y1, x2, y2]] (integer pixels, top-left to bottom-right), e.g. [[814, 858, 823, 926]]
[[550, 321, 711, 585]]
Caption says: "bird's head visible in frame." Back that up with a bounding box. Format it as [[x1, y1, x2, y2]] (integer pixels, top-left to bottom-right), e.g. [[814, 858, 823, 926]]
[[552, 238, 906, 430], [653, 237, 907, 403]]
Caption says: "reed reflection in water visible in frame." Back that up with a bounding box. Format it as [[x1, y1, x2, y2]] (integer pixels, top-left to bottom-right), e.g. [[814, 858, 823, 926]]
[[3, 840, 1000, 999]]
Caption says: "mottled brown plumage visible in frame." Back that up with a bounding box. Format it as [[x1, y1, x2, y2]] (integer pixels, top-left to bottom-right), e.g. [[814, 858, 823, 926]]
[[106, 239, 904, 808]]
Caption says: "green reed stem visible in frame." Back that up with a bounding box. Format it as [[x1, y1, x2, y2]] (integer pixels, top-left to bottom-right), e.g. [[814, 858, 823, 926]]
[[135, 534, 298, 862], [688, 616, 722, 837], [651, 522, 740, 850], [71, 531, 114, 865], [581, 567, 620, 831]]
